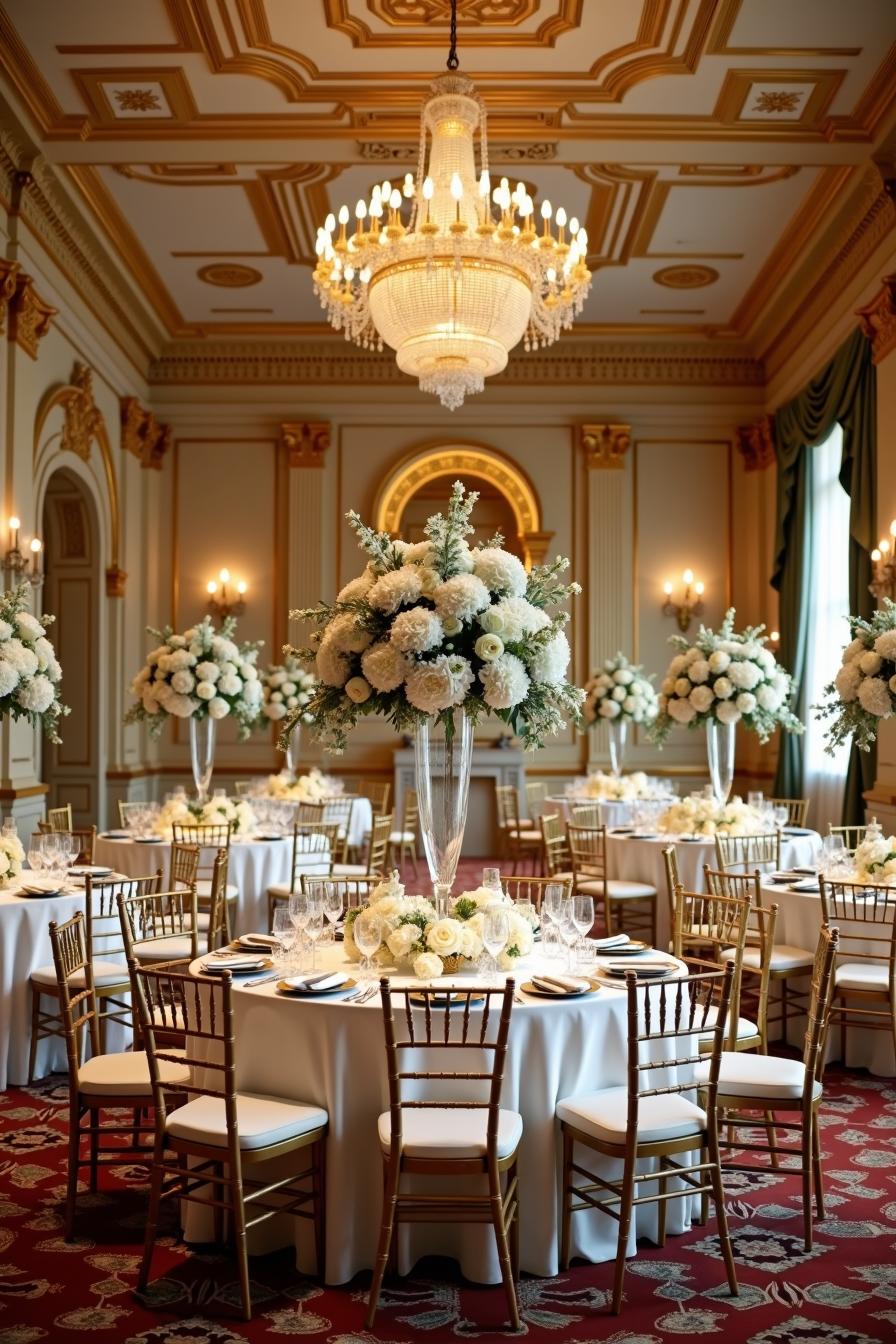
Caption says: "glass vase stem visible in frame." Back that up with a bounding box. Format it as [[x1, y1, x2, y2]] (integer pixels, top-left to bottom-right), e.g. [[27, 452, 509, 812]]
[[189, 716, 216, 805], [414, 709, 474, 908], [706, 719, 735, 806], [608, 719, 628, 777]]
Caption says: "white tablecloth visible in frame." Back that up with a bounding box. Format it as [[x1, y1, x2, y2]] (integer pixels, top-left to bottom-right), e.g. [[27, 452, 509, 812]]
[[759, 877, 895, 1076], [94, 836, 329, 936], [606, 829, 821, 950], [546, 795, 636, 827], [184, 944, 695, 1284], [0, 886, 86, 1089]]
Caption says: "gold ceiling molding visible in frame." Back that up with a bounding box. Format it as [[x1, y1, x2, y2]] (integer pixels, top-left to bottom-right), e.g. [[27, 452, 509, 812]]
[[707, 0, 861, 57], [325, 0, 580, 46], [149, 338, 765, 387], [197, 262, 263, 287], [653, 264, 719, 289], [578, 424, 632, 470], [856, 275, 896, 365], [714, 67, 845, 130], [736, 415, 775, 471], [359, 140, 557, 161], [4, 266, 56, 359], [120, 397, 172, 470], [279, 421, 331, 467], [69, 66, 198, 126]]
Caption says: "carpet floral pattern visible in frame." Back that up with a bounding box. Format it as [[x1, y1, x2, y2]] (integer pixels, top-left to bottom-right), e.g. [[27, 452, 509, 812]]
[[1, 1070, 896, 1342]]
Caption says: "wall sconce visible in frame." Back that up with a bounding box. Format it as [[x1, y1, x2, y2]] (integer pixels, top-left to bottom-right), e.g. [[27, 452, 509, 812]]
[[3, 517, 44, 588], [206, 567, 247, 620], [662, 568, 705, 632], [870, 521, 896, 602]]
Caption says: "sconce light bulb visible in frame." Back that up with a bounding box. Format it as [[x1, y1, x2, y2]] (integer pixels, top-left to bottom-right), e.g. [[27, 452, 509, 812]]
[[770, 630, 780, 642], [207, 581, 218, 595], [694, 581, 705, 595], [30, 538, 41, 553], [237, 581, 247, 595], [881, 541, 891, 556], [890, 519, 896, 537], [8, 516, 19, 531], [873, 548, 882, 562], [663, 581, 673, 596], [682, 568, 694, 585], [219, 567, 231, 583]]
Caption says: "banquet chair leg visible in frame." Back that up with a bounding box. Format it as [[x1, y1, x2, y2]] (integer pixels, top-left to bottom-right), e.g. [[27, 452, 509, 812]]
[[611, 1159, 636, 1315], [780, 979, 789, 1043], [763, 1111, 779, 1168], [697, 1142, 709, 1226], [213, 1163, 225, 1245], [656, 1162, 668, 1247], [28, 987, 42, 1083], [811, 1115, 825, 1223], [89, 1116, 99, 1193], [708, 1142, 738, 1297], [839, 1001, 847, 1067], [230, 1178, 252, 1321], [802, 1125, 814, 1251], [366, 1157, 400, 1328], [560, 1127, 573, 1270], [508, 1158, 520, 1283], [488, 1164, 519, 1330], [137, 1147, 165, 1295], [64, 1101, 81, 1241]]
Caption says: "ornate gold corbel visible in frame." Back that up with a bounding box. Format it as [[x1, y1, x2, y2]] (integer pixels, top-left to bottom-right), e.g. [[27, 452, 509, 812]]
[[8, 271, 56, 358], [105, 564, 127, 598], [856, 275, 896, 365], [578, 423, 631, 469], [120, 396, 170, 469], [280, 421, 331, 467], [736, 415, 776, 471]]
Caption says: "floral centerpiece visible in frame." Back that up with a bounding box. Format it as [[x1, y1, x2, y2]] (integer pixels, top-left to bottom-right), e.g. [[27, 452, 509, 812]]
[[125, 614, 263, 740], [343, 872, 537, 978], [583, 654, 659, 727], [284, 481, 583, 752], [156, 794, 257, 837], [0, 584, 68, 743], [572, 770, 669, 803], [264, 768, 340, 803], [853, 831, 896, 885], [657, 795, 766, 837], [0, 831, 25, 889], [816, 598, 896, 752], [260, 655, 316, 725]]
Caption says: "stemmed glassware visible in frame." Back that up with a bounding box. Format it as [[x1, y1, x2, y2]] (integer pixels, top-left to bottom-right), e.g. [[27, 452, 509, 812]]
[[571, 895, 595, 970], [821, 833, 847, 877], [541, 882, 565, 959], [271, 907, 296, 968], [288, 892, 311, 964], [323, 882, 343, 939], [482, 906, 510, 973], [354, 911, 382, 979], [26, 838, 45, 881], [481, 867, 502, 894], [557, 899, 580, 971], [306, 907, 324, 970]]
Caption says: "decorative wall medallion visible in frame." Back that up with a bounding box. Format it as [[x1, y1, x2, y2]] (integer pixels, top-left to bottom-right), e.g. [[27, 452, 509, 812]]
[[578, 423, 631, 470], [653, 265, 719, 289], [280, 421, 331, 467], [0, 258, 21, 334], [197, 263, 263, 288]]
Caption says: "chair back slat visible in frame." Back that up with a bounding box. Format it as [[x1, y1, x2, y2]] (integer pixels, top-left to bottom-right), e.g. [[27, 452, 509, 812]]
[[819, 877, 896, 975], [171, 822, 232, 883], [673, 886, 751, 1049], [570, 803, 601, 828], [49, 911, 101, 1067], [169, 841, 200, 891], [662, 845, 680, 934], [131, 962, 238, 1117], [567, 822, 607, 884], [366, 813, 393, 874], [35, 825, 97, 864], [827, 823, 869, 854], [626, 965, 733, 1112], [525, 781, 548, 823], [540, 812, 570, 876], [85, 870, 163, 961], [768, 796, 810, 827], [804, 924, 840, 1081], [714, 831, 781, 874], [500, 873, 571, 913], [290, 823, 333, 893], [359, 779, 392, 818], [116, 886, 200, 959], [300, 873, 381, 908], [47, 804, 73, 832]]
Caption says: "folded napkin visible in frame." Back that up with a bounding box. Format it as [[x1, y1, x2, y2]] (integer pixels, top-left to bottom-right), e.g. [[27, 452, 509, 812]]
[[238, 933, 280, 949], [531, 974, 588, 995], [19, 881, 64, 896], [769, 871, 796, 883], [604, 958, 676, 973], [793, 866, 818, 876], [202, 953, 265, 970], [591, 934, 630, 950], [281, 972, 348, 992]]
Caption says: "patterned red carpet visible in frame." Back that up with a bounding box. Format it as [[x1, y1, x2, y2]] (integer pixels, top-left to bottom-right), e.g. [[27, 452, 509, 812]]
[[1, 1067, 895, 1343]]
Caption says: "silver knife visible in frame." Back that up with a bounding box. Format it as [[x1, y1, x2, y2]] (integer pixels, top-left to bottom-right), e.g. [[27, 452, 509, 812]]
[[245, 972, 282, 987]]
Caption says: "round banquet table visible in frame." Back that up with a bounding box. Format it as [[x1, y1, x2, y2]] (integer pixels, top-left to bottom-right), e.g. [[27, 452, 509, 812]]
[[184, 943, 694, 1284], [94, 835, 329, 936], [759, 876, 895, 1076], [546, 795, 637, 827], [606, 828, 821, 951]]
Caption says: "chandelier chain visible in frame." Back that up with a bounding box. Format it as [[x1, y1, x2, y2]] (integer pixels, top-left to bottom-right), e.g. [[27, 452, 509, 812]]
[[447, 0, 459, 70]]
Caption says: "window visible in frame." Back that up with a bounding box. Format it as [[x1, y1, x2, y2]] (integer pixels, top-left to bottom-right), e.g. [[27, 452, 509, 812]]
[[803, 422, 850, 830]]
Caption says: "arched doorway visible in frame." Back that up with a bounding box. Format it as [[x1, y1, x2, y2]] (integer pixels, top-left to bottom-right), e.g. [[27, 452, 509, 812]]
[[398, 473, 526, 560], [41, 468, 103, 827]]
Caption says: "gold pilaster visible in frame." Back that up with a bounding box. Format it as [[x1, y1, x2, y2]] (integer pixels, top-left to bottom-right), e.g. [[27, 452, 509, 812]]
[[579, 423, 632, 469]]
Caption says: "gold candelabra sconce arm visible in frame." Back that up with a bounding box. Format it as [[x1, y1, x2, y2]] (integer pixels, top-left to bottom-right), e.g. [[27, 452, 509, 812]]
[[206, 567, 247, 621], [870, 521, 896, 603], [662, 569, 705, 633], [3, 515, 43, 589]]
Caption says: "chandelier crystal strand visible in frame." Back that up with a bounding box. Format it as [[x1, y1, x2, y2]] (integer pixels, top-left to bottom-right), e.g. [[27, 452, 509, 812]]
[[312, 7, 590, 410]]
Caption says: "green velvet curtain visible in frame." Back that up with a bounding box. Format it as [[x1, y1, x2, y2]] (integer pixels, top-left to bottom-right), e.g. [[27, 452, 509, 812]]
[[771, 327, 877, 819]]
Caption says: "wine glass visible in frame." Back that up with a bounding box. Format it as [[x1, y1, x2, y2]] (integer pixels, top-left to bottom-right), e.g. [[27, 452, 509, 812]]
[[572, 895, 595, 944], [557, 900, 580, 971], [271, 906, 296, 968], [481, 866, 502, 893], [354, 911, 382, 979], [822, 833, 846, 876], [542, 883, 565, 928], [747, 791, 764, 810], [773, 805, 789, 832], [305, 908, 324, 971], [323, 881, 343, 940], [482, 906, 510, 973], [288, 892, 311, 964], [26, 840, 44, 878]]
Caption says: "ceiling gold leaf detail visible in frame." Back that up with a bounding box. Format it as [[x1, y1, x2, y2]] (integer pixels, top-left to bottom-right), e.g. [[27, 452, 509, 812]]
[[197, 263, 263, 287], [653, 265, 720, 289]]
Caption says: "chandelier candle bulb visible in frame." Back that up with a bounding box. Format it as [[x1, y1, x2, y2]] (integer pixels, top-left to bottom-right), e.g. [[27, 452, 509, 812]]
[[8, 517, 19, 550]]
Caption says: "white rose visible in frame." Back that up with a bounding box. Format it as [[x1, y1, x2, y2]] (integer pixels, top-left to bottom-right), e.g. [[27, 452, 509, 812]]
[[345, 676, 372, 704], [405, 657, 460, 713], [599, 698, 621, 718], [413, 952, 444, 980], [362, 642, 410, 693], [668, 698, 696, 724], [387, 924, 421, 960], [475, 633, 504, 662], [757, 684, 781, 712], [611, 686, 626, 702], [426, 919, 464, 956]]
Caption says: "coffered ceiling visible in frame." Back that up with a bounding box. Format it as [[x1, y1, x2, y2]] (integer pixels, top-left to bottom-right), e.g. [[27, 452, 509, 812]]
[[1, 0, 895, 351]]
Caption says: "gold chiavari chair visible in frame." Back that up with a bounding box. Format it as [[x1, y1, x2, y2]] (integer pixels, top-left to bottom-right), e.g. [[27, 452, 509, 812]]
[[302, 873, 382, 910], [366, 979, 521, 1331], [500, 873, 571, 913], [169, 840, 200, 892], [35, 825, 97, 864], [705, 864, 815, 1040], [131, 962, 327, 1321], [48, 911, 190, 1240], [696, 924, 840, 1250], [171, 820, 237, 897], [567, 822, 657, 942], [388, 787, 419, 877], [714, 830, 781, 875], [47, 803, 73, 831], [662, 845, 680, 950], [27, 870, 163, 1081], [117, 883, 201, 964], [525, 780, 548, 824], [557, 964, 738, 1314], [768, 797, 810, 827], [494, 784, 541, 873], [334, 812, 391, 878], [267, 825, 334, 921], [820, 875, 896, 1067], [672, 886, 753, 1051], [321, 794, 358, 863], [571, 803, 602, 827], [118, 799, 146, 828], [826, 823, 870, 855], [540, 812, 573, 882], [359, 778, 392, 818]]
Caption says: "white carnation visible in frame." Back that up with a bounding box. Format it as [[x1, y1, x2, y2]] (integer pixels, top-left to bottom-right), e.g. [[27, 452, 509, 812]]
[[842, 636, 866, 664], [716, 700, 741, 724], [405, 656, 467, 713], [390, 608, 444, 654], [713, 676, 734, 700], [528, 631, 570, 685], [708, 650, 731, 674], [413, 952, 443, 980], [727, 660, 762, 690], [196, 661, 220, 683], [479, 653, 530, 709], [689, 685, 714, 713], [337, 572, 375, 603], [207, 696, 231, 720], [433, 574, 490, 623], [33, 637, 55, 670], [15, 674, 54, 714], [735, 691, 757, 714], [834, 661, 862, 703], [472, 548, 528, 597], [218, 673, 243, 697], [667, 698, 696, 724], [1, 640, 38, 677], [0, 620, 11, 641], [328, 611, 373, 654], [170, 669, 195, 694], [756, 684, 781, 712], [368, 566, 423, 615], [362, 642, 410, 692], [689, 659, 711, 685], [668, 654, 688, 678], [195, 681, 216, 701], [857, 675, 893, 718], [403, 541, 434, 564], [599, 698, 621, 718], [388, 924, 422, 960], [167, 693, 198, 719], [13, 612, 43, 642], [316, 637, 351, 687], [0, 662, 19, 697]]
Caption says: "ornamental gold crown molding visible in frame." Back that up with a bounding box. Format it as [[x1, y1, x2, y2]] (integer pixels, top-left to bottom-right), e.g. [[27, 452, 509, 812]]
[[150, 339, 764, 388], [736, 414, 776, 471], [856, 274, 896, 364]]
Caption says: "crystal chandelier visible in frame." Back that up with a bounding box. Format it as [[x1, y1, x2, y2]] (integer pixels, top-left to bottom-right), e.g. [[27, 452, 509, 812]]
[[312, 0, 591, 411]]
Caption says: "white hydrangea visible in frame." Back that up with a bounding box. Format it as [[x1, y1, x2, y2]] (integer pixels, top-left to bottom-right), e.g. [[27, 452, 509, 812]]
[[368, 566, 424, 615], [15, 674, 54, 714], [713, 676, 734, 700], [433, 574, 491, 623], [727, 660, 762, 691], [0, 662, 19, 697], [842, 636, 866, 664], [708, 650, 731, 674], [667, 698, 696, 724], [207, 696, 231, 720], [689, 685, 714, 713], [834, 660, 862, 703], [316, 637, 351, 687], [478, 652, 530, 709], [857, 675, 893, 718], [337, 572, 375, 603], [528, 631, 570, 685], [195, 661, 220, 683], [757, 684, 782, 712], [472, 547, 528, 597], [1, 640, 38, 678], [390, 608, 444, 654], [328, 611, 373, 654], [362, 642, 410, 692], [716, 700, 741, 724]]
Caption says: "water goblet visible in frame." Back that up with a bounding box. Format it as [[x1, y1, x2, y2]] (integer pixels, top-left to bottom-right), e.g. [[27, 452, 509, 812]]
[[773, 805, 789, 832], [541, 922, 562, 960], [481, 866, 502, 893], [271, 907, 296, 968], [557, 900, 580, 971], [747, 791, 764, 810], [822, 833, 846, 876], [323, 881, 343, 941], [354, 911, 382, 979], [542, 883, 565, 929], [305, 909, 324, 971], [482, 906, 510, 973], [573, 894, 595, 943], [26, 841, 44, 878]]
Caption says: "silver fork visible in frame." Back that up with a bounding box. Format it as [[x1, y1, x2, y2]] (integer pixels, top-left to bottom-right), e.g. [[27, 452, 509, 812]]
[[349, 984, 378, 1005]]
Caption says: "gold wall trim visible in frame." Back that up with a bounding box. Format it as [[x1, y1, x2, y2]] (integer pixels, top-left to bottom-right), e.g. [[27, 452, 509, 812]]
[[578, 423, 632, 469], [280, 421, 331, 467], [121, 397, 172, 470], [856, 275, 896, 365]]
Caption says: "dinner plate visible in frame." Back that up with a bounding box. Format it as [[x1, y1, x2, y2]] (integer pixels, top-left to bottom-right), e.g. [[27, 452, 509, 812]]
[[593, 939, 651, 956], [277, 976, 356, 996], [678, 836, 704, 843], [134, 836, 165, 843], [201, 957, 272, 975], [791, 879, 820, 893], [99, 830, 130, 840], [631, 833, 658, 840], [69, 864, 113, 877], [17, 884, 65, 898], [408, 990, 487, 1008], [601, 962, 677, 981], [610, 828, 634, 836], [769, 872, 797, 883], [520, 978, 598, 999], [252, 833, 286, 842]]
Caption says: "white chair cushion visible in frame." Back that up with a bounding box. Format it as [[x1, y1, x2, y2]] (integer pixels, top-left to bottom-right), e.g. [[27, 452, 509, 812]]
[[721, 944, 814, 973], [546, 870, 574, 884], [151, 1003, 187, 1033], [132, 935, 196, 962], [166, 1091, 327, 1151], [196, 879, 238, 900], [557, 1086, 706, 1145], [389, 831, 416, 844], [31, 959, 128, 989], [835, 962, 890, 992], [575, 878, 656, 899], [78, 1049, 189, 1097], [697, 1005, 759, 1042], [267, 883, 293, 899], [332, 863, 369, 876], [694, 1051, 820, 1102], [509, 829, 541, 843], [377, 1107, 522, 1161]]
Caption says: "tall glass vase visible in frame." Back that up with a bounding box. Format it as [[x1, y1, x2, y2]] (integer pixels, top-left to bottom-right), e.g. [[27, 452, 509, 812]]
[[608, 718, 628, 777], [189, 716, 216, 805], [413, 708, 474, 915], [706, 719, 735, 805], [284, 722, 301, 779]]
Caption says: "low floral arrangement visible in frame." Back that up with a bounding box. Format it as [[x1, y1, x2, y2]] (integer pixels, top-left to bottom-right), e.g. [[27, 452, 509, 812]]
[[156, 794, 257, 837], [0, 831, 25, 889], [657, 795, 766, 837], [125, 615, 263, 740], [264, 768, 341, 803], [284, 481, 583, 752], [583, 654, 659, 726], [343, 872, 537, 978], [817, 598, 896, 752], [853, 832, 896, 885], [572, 770, 669, 803], [650, 608, 803, 745], [260, 655, 316, 725], [0, 584, 68, 743]]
